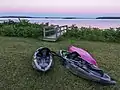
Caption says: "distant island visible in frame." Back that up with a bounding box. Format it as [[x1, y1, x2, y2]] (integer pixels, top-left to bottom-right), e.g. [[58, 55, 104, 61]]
[[96, 17, 120, 19], [0, 16, 33, 18], [0, 16, 120, 19], [0, 16, 94, 19]]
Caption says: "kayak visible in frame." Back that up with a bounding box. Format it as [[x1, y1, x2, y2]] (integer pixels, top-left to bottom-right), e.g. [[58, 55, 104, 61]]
[[68, 45, 97, 65], [59, 50, 116, 85], [32, 47, 53, 72]]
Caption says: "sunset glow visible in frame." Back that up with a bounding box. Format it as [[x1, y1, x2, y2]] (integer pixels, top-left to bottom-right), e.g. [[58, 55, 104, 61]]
[[0, 0, 120, 16]]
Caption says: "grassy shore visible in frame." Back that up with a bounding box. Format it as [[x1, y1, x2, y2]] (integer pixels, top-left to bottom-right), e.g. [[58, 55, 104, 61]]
[[0, 19, 120, 43], [0, 36, 120, 90]]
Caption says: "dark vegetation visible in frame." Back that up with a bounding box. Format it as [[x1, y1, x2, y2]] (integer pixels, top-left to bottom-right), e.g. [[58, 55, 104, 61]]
[[96, 17, 120, 19], [0, 19, 120, 43], [0, 16, 33, 18], [0, 19, 44, 38], [63, 27, 120, 43]]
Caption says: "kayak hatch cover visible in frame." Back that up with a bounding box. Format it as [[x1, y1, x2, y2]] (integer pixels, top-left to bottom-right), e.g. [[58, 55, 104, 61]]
[[68, 45, 97, 65]]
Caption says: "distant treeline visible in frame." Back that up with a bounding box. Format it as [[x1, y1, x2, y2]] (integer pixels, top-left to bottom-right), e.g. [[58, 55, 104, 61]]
[[0, 16, 94, 19], [0, 16, 33, 18], [1, 16, 120, 19], [96, 17, 120, 19]]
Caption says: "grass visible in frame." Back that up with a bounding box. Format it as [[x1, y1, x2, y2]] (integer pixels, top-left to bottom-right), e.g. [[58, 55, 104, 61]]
[[0, 36, 120, 90]]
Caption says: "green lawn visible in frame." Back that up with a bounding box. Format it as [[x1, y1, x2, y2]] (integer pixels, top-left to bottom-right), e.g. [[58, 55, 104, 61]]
[[0, 36, 120, 90]]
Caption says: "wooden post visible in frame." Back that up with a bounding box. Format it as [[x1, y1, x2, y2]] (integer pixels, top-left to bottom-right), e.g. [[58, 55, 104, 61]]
[[60, 27, 61, 36], [43, 27, 46, 38], [55, 28, 57, 38], [18, 18, 21, 22], [65, 25, 67, 33]]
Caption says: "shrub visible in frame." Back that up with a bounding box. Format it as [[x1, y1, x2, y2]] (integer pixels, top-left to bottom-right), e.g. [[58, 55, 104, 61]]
[[63, 27, 120, 43], [0, 19, 120, 43], [0, 19, 44, 38]]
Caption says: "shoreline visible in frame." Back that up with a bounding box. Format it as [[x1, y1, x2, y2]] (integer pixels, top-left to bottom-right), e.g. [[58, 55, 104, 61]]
[[0, 18, 120, 29]]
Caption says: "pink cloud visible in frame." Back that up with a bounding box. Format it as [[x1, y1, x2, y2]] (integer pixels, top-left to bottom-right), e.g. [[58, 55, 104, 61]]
[[0, 0, 120, 14], [0, 7, 120, 14]]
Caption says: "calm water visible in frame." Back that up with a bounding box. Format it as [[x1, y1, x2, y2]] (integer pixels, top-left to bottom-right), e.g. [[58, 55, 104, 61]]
[[0, 18, 120, 29]]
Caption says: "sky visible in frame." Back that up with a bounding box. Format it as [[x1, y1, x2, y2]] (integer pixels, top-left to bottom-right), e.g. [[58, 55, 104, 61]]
[[0, 0, 120, 17]]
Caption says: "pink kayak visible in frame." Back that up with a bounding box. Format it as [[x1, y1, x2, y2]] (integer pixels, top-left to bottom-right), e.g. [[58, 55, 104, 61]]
[[68, 45, 97, 66]]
